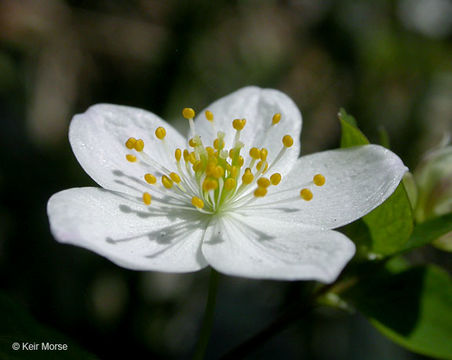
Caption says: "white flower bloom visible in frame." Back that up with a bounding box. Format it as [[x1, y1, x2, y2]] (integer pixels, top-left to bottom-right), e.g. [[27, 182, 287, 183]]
[[47, 87, 407, 282]]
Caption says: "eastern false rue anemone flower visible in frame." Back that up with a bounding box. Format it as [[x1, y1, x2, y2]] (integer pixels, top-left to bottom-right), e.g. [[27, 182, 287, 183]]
[[47, 87, 407, 282]]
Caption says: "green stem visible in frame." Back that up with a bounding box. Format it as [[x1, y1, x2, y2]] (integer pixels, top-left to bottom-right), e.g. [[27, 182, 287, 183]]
[[193, 269, 220, 360]]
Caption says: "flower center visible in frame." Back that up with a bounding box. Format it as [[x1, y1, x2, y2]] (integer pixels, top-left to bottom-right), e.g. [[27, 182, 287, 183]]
[[124, 108, 325, 215]]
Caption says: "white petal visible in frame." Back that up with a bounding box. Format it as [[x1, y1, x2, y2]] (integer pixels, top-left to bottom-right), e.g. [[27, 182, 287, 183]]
[[47, 187, 208, 272], [247, 145, 408, 229], [69, 104, 186, 196], [201, 214, 355, 282], [194, 86, 302, 174]]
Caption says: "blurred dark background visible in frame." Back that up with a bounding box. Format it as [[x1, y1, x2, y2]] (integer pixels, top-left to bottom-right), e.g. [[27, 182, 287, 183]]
[[1, 0, 451, 359]]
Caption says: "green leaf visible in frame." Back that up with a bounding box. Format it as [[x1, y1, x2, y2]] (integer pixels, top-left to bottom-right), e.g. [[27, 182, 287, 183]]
[[338, 108, 369, 147], [339, 110, 413, 256], [338, 220, 372, 259], [341, 265, 452, 359], [0, 291, 97, 360], [400, 213, 452, 252], [363, 184, 414, 256]]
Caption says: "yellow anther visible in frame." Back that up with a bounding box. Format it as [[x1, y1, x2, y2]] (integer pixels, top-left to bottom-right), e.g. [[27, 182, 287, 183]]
[[205, 110, 214, 121], [191, 196, 204, 209], [313, 174, 326, 186], [206, 163, 215, 175], [188, 138, 197, 147], [213, 138, 225, 150], [257, 177, 271, 188], [217, 165, 225, 178], [183, 149, 190, 161], [206, 147, 215, 156], [125, 137, 137, 149], [182, 107, 195, 119], [175, 148, 182, 162], [170, 172, 181, 183], [203, 178, 218, 191], [256, 161, 268, 172], [249, 147, 261, 160], [242, 168, 254, 184], [233, 118, 246, 131], [260, 148, 268, 161], [188, 152, 196, 164], [270, 173, 282, 185], [238, 156, 244, 167], [193, 161, 203, 172], [254, 187, 268, 197], [126, 154, 137, 162], [162, 175, 173, 189], [282, 135, 294, 148], [209, 165, 224, 178], [300, 188, 313, 201], [144, 173, 157, 184], [208, 156, 218, 165], [229, 149, 235, 158], [272, 113, 281, 125], [155, 127, 166, 140], [143, 192, 152, 205], [134, 139, 144, 152], [224, 178, 236, 190]]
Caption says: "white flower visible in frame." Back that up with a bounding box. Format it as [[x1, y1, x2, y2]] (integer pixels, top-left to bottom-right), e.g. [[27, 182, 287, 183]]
[[47, 87, 407, 283]]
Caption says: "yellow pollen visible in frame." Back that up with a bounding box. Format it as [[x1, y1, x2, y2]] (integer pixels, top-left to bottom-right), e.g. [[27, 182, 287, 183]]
[[256, 161, 268, 172], [282, 135, 294, 148], [188, 152, 196, 164], [270, 173, 282, 185], [313, 174, 326, 186], [249, 147, 260, 160], [189, 138, 197, 147], [232, 118, 246, 130], [206, 147, 215, 156], [162, 175, 173, 189], [155, 127, 166, 140], [193, 161, 202, 172], [260, 148, 268, 161], [205, 110, 214, 121], [175, 148, 182, 162], [125, 137, 136, 149], [213, 138, 225, 150], [238, 156, 244, 167], [134, 139, 144, 152], [182, 107, 195, 119], [242, 168, 254, 184], [229, 149, 235, 158], [170, 172, 181, 183], [126, 154, 137, 162], [211, 165, 224, 178], [257, 177, 271, 188], [142, 192, 152, 205], [300, 188, 313, 201], [224, 178, 236, 190], [254, 187, 268, 197], [192, 196, 204, 209], [144, 173, 157, 184], [203, 178, 218, 191], [272, 113, 281, 125], [183, 149, 190, 162]]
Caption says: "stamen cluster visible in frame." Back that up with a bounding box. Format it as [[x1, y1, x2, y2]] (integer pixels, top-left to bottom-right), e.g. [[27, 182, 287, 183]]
[[124, 108, 325, 214]]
